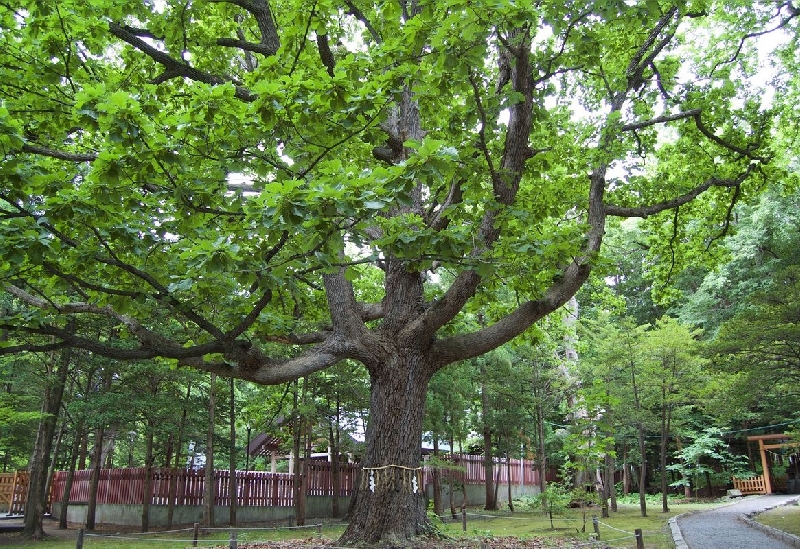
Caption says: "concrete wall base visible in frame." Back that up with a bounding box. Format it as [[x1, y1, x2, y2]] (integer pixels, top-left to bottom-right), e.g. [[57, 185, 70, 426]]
[[51, 496, 351, 528]]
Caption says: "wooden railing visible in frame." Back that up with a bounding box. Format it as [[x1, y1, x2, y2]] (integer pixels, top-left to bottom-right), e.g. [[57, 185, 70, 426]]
[[0, 471, 28, 514], [50, 455, 540, 509], [51, 464, 351, 508], [732, 476, 766, 495]]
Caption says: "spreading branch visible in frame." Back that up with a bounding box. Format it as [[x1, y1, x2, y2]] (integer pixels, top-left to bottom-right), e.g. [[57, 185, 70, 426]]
[[108, 22, 257, 102], [604, 172, 750, 219]]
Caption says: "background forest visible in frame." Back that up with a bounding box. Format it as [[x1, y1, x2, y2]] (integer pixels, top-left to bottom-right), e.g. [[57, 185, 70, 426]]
[[3, 182, 799, 507]]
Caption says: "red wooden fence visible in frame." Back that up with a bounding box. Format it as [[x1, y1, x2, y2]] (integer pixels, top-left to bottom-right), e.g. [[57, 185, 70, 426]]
[[51, 466, 345, 507], [50, 455, 539, 508]]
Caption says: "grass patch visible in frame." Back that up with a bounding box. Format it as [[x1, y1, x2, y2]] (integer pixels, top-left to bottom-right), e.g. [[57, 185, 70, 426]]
[[432, 500, 724, 549], [0, 500, 729, 549], [754, 502, 800, 537], [0, 521, 347, 549]]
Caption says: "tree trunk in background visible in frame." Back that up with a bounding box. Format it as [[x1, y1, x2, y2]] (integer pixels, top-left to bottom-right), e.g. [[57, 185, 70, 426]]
[[329, 412, 341, 518], [448, 429, 457, 519], [23, 343, 72, 538], [167, 382, 191, 529], [660, 385, 672, 513], [85, 424, 106, 530], [45, 410, 69, 500], [292, 379, 305, 526], [506, 454, 514, 512], [536, 402, 547, 494], [622, 445, 630, 497], [202, 373, 216, 527], [229, 378, 237, 526], [432, 437, 442, 516], [59, 418, 84, 529], [141, 422, 155, 532], [608, 452, 617, 512], [636, 426, 647, 517], [481, 361, 496, 510]]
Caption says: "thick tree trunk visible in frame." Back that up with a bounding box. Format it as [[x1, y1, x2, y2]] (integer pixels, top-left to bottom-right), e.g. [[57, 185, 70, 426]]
[[339, 357, 432, 546]]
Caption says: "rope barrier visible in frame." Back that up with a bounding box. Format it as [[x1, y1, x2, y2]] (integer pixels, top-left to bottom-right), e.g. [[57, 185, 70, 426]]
[[461, 511, 581, 522], [596, 520, 636, 535], [201, 523, 320, 531], [361, 464, 423, 471], [84, 534, 216, 543]]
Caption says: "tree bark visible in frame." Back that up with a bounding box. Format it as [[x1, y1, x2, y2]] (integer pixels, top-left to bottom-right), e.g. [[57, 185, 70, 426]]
[[292, 378, 305, 526], [339, 355, 432, 545], [23, 344, 72, 538], [432, 437, 442, 516], [202, 373, 216, 527], [59, 419, 84, 529], [329, 419, 341, 518], [481, 361, 497, 510], [85, 424, 106, 531], [506, 453, 514, 512], [536, 400, 547, 494], [636, 426, 647, 517], [229, 377, 237, 526], [141, 421, 155, 532], [167, 382, 191, 529]]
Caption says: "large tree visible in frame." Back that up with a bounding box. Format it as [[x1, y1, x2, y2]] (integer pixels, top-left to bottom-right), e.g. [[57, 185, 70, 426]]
[[0, 1, 792, 544]]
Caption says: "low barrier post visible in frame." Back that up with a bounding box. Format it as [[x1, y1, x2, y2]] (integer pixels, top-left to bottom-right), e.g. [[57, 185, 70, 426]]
[[462, 508, 467, 532], [75, 528, 84, 549], [592, 515, 600, 540], [635, 528, 644, 549], [229, 530, 237, 549], [192, 522, 199, 547]]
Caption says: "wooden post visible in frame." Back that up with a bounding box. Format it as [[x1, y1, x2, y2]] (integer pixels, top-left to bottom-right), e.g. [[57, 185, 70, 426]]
[[592, 515, 599, 540], [758, 439, 772, 494], [462, 508, 467, 532], [317, 523, 322, 535], [229, 531, 237, 549], [635, 528, 644, 549], [75, 528, 84, 549], [192, 522, 200, 547]]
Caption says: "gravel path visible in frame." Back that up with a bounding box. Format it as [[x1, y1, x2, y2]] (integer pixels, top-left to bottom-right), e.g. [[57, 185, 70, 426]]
[[674, 494, 800, 549]]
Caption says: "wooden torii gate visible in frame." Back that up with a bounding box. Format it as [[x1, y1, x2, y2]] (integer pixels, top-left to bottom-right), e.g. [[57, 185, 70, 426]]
[[747, 433, 797, 495]]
